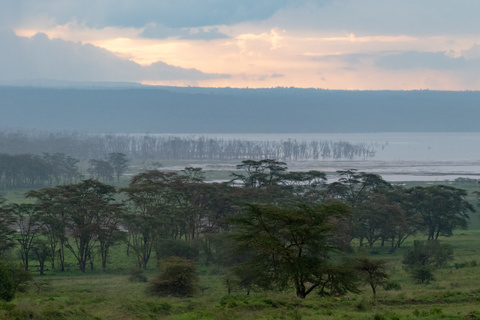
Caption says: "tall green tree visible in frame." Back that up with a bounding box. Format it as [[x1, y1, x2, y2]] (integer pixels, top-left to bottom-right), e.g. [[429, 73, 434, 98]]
[[88, 159, 114, 183], [406, 185, 474, 240], [326, 169, 391, 208], [28, 180, 122, 272], [230, 203, 355, 299], [26, 187, 69, 271], [31, 239, 50, 275], [108, 153, 129, 183], [230, 159, 287, 188], [355, 257, 389, 303], [60, 180, 121, 272], [121, 171, 183, 269], [280, 170, 327, 200], [325, 170, 392, 249], [11, 203, 41, 270]]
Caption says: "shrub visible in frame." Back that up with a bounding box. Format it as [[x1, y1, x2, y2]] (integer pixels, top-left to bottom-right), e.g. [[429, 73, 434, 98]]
[[128, 268, 147, 283], [409, 266, 435, 284], [0, 260, 32, 301], [373, 314, 385, 320], [402, 240, 453, 284], [147, 257, 198, 297], [384, 280, 402, 291], [0, 261, 15, 302]]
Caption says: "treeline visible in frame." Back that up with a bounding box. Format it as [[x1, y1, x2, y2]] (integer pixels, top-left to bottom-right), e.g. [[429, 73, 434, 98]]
[[0, 160, 474, 286], [0, 152, 128, 190], [0, 153, 81, 190], [0, 131, 380, 161]]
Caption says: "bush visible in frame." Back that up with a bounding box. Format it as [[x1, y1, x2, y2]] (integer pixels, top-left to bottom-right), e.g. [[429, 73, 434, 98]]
[[147, 257, 198, 297], [409, 266, 435, 284], [0, 260, 32, 301], [0, 261, 15, 302], [384, 280, 402, 291], [402, 240, 453, 284], [128, 268, 147, 283]]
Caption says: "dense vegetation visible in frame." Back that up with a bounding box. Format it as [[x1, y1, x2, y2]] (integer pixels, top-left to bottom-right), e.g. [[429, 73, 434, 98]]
[[0, 159, 479, 319]]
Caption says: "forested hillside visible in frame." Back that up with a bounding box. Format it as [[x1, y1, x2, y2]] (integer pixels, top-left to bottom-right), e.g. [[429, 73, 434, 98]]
[[1, 86, 479, 133]]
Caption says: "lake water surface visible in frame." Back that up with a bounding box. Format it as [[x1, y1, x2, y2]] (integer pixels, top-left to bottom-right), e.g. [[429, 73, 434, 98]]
[[158, 132, 480, 182]]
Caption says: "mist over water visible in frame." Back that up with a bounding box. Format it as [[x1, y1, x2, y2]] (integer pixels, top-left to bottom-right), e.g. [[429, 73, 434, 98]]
[[157, 132, 480, 182]]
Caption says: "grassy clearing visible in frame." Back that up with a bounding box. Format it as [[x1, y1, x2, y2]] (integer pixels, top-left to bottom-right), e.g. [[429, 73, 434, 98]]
[[2, 228, 480, 319]]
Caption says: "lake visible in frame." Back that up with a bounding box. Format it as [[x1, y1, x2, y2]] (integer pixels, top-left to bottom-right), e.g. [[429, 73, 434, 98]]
[[156, 132, 480, 182]]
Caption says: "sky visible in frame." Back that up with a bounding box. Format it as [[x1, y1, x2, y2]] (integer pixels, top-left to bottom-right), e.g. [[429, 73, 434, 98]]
[[2, 0, 480, 90]]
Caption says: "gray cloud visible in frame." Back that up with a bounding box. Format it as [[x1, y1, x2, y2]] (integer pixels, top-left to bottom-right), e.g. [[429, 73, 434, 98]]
[[376, 51, 470, 70], [310, 49, 480, 73], [142, 24, 228, 40], [180, 27, 229, 41], [2, 1, 479, 38], [271, 0, 480, 36], [256, 73, 285, 81], [0, 0, 308, 30], [0, 30, 229, 83]]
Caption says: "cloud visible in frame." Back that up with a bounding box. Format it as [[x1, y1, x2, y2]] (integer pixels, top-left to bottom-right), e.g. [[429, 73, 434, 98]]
[[256, 73, 285, 81], [461, 44, 480, 60], [180, 27, 229, 41], [268, 0, 480, 36], [1, 0, 309, 30], [141, 24, 228, 41], [376, 51, 470, 70], [5, 0, 478, 38], [0, 30, 229, 83], [310, 50, 479, 72]]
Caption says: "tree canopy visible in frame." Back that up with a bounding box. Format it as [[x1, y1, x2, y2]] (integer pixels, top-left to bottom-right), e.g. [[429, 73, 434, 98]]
[[230, 203, 354, 298]]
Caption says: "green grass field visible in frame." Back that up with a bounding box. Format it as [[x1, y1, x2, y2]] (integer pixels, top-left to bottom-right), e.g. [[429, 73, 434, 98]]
[[2, 178, 480, 319], [2, 229, 480, 319]]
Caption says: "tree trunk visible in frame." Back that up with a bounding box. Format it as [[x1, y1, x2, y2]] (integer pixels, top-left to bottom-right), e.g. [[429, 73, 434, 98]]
[[296, 288, 307, 299]]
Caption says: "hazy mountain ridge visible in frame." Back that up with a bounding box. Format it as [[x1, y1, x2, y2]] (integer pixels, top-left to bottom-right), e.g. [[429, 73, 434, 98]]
[[1, 86, 479, 133]]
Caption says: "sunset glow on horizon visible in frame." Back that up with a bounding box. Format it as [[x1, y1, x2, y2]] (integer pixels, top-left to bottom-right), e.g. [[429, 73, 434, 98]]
[[3, 1, 480, 90]]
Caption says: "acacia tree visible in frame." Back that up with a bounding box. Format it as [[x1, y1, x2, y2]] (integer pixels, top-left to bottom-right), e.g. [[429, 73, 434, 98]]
[[230, 159, 287, 188], [230, 203, 356, 299], [326, 169, 391, 208], [28, 180, 122, 272], [88, 159, 114, 183], [379, 187, 423, 252], [26, 187, 68, 271], [60, 180, 122, 272], [280, 170, 327, 200], [325, 170, 392, 249], [353, 190, 422, 250], [11, 203, 41, 270], [31, 239, 50, 275], [97, 208, 125, 272], [121, 170, 183, 269], [108, 153, 129, 183], [406, 185, 474, 240], [355, 257, 389, 303]]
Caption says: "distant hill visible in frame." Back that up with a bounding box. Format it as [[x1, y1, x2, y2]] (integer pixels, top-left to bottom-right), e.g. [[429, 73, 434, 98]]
[[1, 86, 479, 133]]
